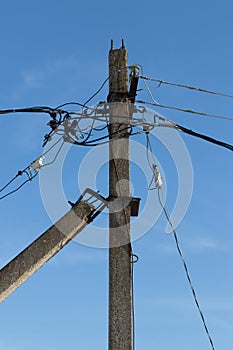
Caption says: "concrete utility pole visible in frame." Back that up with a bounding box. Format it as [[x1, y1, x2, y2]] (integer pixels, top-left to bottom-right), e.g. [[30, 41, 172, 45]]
[[108, 40, 132, 350], [0, 189, 105, 303]]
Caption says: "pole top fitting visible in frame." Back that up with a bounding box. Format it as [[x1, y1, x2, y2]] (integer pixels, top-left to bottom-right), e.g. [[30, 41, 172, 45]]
[[110, 39, 126, 51]]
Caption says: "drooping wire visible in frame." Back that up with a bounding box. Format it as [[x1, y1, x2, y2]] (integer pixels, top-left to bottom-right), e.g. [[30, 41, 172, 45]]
[[0, 174, 21, 194], [145, 133, 216, 350], [145, 133, 162, 190], [70, 76, 109, 144], [157, 189, 216, 350], [42, 140, 65, 168], [136, 100, 233, 121], [142, 76, 160, 105], [57, 73, 122, 112], [55, 101, 89, 110], [69, 124, 136, 147], [133, 64, 160, 106], [92, 124, 109, 132], [41, 136, 64, 157], [140, 75, 233, 100], [83, 76, 109, 106], [0, 173, 38, 201], [0, 137, 65, 202], [145, 133, 156, 171], [0, 77, 109, 115]]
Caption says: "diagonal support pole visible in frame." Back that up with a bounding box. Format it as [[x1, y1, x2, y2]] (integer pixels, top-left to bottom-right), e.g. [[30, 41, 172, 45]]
[[0, 195, 98, 303]]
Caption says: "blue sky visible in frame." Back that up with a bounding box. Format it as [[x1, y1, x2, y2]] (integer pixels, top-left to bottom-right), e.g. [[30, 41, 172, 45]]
[[0, 1, 233, 349]]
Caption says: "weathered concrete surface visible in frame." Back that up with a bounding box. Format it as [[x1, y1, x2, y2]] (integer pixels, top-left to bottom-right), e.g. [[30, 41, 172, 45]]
[[0, 201, 93, 303], [108, 45, 133, 350]]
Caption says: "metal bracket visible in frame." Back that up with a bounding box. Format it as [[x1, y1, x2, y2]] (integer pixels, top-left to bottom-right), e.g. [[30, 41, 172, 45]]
[[69, 189, 141, 221], [69, 188, 108, 223]]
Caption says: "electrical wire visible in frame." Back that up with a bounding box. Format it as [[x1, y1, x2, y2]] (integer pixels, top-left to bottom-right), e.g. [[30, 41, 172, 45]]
[[0, 174, 21, 194], [142, 76, 160, 105], [92, 124, 109, 132], [136, 100, 233, 121], [0, 173, 38, 201], [145, 133, 156, 171], [140, 75, 233, 100], [83, 76, 109, 106], [48, 104, 233, 152], [55, 101, 89, 110], [141, 111, 233, 152], [135, 103, 233, 151], [69, 111, 146, 125], [0, 170, 33, 199], [71, 76, 110, 143], [144, 133, 216, 349], [69, 125, 131, 146], [176, 123, 233, 152], [75, 130, 145, 147], [145, 133, 160, 190], [0, 106, 60, 116], [0, 137, 65, 202], [59, 106, 233, 152], [42, 140, 65, 168], [41, 137, 64, 157], [157, 189, 216, 350]]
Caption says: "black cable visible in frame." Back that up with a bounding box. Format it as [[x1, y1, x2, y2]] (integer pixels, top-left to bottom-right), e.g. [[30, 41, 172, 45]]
[[72, 130, 143, 147], [50, 101, 233, 152], [41, 137, 64, 157], [83, 77, 109, 106], [0, 106, 57, 116], [145, 134, 159, 190], [145, 133, 155, 171], [71, 125, 132, 146], [0, 173, 38, 201], [55, 101, 90, 110], [136, 100, 233, 121], [43, 141, 65, 167], [0, 174, 21, 194], [0, 137, 64, 202], [139, 106, 233, 153], [92, 124, 109, 131], [176, 123, 233, 152], [140, 75, 233, 100], [157, 190, 216, 350], [78, 79, 113, 144]]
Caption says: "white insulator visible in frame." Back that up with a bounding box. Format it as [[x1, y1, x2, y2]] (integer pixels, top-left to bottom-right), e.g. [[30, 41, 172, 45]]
[[152, 164, 163, 189], [30, 157, 44, 172]]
